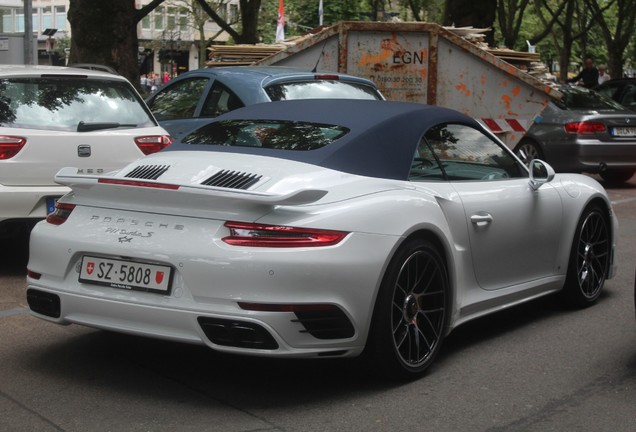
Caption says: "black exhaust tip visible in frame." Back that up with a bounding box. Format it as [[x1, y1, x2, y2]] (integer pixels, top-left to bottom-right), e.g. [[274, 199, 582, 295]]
[[26, 289, 61, 318], [198, 317, 279, 350]]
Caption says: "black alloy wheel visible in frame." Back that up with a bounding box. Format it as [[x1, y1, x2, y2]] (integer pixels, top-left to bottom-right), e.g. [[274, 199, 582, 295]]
[[368, 238, 449, 379], [562, 205, 610, 307], [514, 139, 544, 164]]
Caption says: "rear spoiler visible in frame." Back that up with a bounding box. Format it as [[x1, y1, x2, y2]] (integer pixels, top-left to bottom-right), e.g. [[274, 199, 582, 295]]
[[55, 167, 328, 206]]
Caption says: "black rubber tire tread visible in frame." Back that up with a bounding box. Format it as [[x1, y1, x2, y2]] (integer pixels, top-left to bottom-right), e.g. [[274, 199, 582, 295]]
[[561, 205, 610, 308], [599, 170, 635, 184], [366, 238, 450, 380]]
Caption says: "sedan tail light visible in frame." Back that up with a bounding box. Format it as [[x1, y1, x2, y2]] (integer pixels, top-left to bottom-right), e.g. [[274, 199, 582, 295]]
[[46, 203, 76, 225], [564, 121, 606, 135], [134, 135, 173, 155], [0, 136, 27, 160], [223, 221, 348, 247]]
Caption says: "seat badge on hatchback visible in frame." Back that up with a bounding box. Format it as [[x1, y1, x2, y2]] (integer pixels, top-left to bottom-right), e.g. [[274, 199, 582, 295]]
[[78, 145, 91, 157]]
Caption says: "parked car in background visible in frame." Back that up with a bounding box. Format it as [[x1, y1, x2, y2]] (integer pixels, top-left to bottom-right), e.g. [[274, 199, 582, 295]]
[[515, 84, 636, 183], [68, 63, 119, 74], [0, 65, 171, 239], [595, 78, 636, 111], [27, 100, 616, 380], [145, 66, 384, 139]]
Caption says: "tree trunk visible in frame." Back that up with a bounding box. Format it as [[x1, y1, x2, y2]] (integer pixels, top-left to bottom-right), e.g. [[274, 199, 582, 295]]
[[68, 0, 140, 86], [237, 0, 261, 43], [443, 0, 497, 45], [607, 43, 624, 79], [558, 0, 575, 82]]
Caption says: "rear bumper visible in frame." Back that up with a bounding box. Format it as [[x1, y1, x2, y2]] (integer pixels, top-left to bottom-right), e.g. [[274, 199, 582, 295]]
[[26, 210, 399, 358], [0, 184, 69, 220], [0, 184, 69, 236], [25, 285, 362, 357], [544, 138, 636, 173]]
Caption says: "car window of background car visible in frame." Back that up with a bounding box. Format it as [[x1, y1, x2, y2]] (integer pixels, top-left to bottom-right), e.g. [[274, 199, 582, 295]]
[[423, 124, 526, 181], [596, 83, 619, 100], [148, 77, 208, 120], [621, 84, 636, 109], [265, 81, 382, 101], [561, 87, 625, 110], [200, 82, 245, 118], [0, 78, 155, 131]]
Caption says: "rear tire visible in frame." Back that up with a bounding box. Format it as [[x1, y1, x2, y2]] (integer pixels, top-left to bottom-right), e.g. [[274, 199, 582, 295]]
[[367, 238, 449, 380], [514, 139, 544, 165], [599, 169, 635, 184], [561, 205, 610, 307]]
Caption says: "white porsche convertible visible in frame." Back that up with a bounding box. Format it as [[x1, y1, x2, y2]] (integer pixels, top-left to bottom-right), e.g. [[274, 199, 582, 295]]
[[27, 100, 617, 379]]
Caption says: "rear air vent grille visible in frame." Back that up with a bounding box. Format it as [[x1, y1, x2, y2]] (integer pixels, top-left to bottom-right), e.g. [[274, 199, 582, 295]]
[[124, 165, 170, 180], [201, 170, 262, 190]]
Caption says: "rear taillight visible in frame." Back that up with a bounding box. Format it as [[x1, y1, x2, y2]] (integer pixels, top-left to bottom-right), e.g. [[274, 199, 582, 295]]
[[46, 203, 76, 225], [314, 74, 340, 80], [0, 136, 26, 160], [564, 121, 606, 135], [27, 270, 41, 280], [98, 178, 179, 189], [223, 221, 348, 247], [134, 135, 173, 155]]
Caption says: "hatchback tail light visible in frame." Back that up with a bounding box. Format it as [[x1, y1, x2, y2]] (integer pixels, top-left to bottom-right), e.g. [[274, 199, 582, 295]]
[[223, 221, 348, 247], [0, 136, 27, 160], [46, 203, 76, 225], [134, 135, 173, 155], [564, 121, 606, 135]]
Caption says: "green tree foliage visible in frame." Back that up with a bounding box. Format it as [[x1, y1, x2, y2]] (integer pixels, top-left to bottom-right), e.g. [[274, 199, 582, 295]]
[[66, 0, 636, 86], [586, 0, 636, 79]]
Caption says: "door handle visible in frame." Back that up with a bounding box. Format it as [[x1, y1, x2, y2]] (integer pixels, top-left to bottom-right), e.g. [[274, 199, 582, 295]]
[[470, 213, 493, 227]]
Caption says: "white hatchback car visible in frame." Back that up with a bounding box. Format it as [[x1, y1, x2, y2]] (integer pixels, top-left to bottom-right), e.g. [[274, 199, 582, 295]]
[[0, 65, 171, 239]]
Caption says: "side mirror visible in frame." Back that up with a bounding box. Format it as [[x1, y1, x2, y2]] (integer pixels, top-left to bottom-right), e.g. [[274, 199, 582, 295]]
[[529, 159, 555, 191]]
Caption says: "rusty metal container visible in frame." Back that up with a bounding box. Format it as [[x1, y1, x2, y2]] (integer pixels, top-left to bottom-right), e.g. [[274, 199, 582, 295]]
[[258, 22, 561, 148]]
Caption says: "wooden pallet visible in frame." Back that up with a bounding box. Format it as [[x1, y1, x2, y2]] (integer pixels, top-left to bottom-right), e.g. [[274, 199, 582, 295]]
[[206, 44, 284, 67]]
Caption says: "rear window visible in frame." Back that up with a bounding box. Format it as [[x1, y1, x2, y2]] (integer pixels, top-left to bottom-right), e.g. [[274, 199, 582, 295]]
[[265, 81, 381, 101], [0, 78, 156, 131], [182, 120, 349, 151], [558, 86, 625, 110]]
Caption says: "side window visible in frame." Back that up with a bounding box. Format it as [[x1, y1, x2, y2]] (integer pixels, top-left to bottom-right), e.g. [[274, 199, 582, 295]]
[[148, 77, 208, 121], [621, 84, 636, 108], [200, 82, 245, 118], [409, 137, 446, 181], [596, 84, 618, 100], [424, 124, 526, 181]]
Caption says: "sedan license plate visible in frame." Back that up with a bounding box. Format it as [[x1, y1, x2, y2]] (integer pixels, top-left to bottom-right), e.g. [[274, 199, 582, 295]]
[[79, 256, 172, 294], [611, 127, 636, 137]]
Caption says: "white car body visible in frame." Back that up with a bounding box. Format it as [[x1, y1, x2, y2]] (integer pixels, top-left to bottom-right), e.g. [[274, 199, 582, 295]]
[[27, 100, 617, 378], [0, 65, 171, 238]]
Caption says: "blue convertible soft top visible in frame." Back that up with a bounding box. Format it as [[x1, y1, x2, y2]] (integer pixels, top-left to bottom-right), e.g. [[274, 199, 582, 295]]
[[169, 99, 486, 181]]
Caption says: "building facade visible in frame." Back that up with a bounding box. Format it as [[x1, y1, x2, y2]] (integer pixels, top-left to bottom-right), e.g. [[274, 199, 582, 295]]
[[0, 0, 238, 73]]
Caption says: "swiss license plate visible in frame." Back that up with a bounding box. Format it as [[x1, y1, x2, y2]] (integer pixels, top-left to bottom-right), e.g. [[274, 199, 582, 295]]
[[79, 256, 172, 294], [611, 127, 636, 137], [46, 196, 61, 214]]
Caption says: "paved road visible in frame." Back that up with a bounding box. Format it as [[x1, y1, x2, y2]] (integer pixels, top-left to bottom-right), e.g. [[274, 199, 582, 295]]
[[1, 178, 635, 432]]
